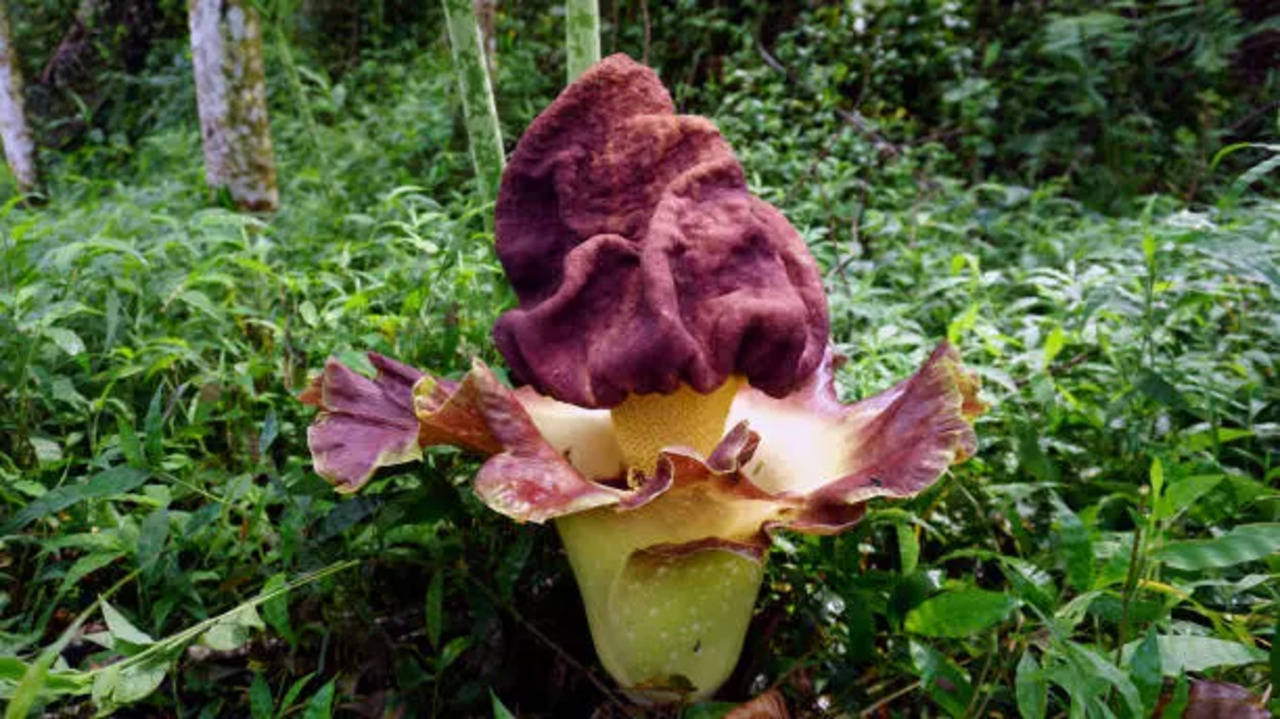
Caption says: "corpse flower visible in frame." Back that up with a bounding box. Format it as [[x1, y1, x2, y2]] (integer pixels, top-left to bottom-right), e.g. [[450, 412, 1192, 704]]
[[301, 55, 984, 702]]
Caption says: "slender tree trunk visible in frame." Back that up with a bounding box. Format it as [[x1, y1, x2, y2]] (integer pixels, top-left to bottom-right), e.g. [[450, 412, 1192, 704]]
[[0, 0, 38, 195], [473, 0, 496, 78], [188, 0, 279, 212], [442, 0, 504, 202], [565, 0, 600, 82]]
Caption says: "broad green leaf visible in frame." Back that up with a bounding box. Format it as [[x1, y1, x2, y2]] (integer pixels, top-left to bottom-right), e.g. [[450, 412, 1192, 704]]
[[1148, 457, 1163, 499], [1055, 503, 1094, 591], [1129, 627, 1162, 711], [1, 467, 149, 534], [1157, 474, 1223, 520], [117, 415, 145, 469], [1120, 636, 1266, 675], [1183, 427, 1253, 453], [1154, 523, 1280, 570], [426, 570, 444, 650], [909, 640, 972, 718], [1015, 650, 1047, 719], [1134, 369, 1187, 410], [261, 573, 294, 644], [56, 552, 123, 598], [29, 437, 61, 464], [136, 508, 169, 573], [1063, 640, 1143, 719], [101, 599, 154, 647], [200, 605, 265, 651], [250, 673, 273, 719], [97, 659, 167, 704], [302, 679, 335, 719], [0, 657, 27, 683], [259, 409, 279, 457], [906, 589, 1018, 638], [43, 327, 85, 356]]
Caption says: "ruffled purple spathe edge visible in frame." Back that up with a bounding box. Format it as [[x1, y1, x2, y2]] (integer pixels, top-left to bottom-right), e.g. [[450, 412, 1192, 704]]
[[300, 343, 984, 556]]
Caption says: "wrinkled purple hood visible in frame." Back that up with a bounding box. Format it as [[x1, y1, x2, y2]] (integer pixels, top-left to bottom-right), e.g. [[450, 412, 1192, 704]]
[[493, 54, 829, 408]]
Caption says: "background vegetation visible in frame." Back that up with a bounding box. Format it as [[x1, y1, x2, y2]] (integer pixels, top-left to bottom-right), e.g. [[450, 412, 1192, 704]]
[[1, 1, 1277, 716]]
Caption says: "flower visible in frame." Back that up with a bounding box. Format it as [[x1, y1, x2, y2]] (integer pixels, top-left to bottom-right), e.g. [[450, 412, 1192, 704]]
[[300, 55, 984, 702]]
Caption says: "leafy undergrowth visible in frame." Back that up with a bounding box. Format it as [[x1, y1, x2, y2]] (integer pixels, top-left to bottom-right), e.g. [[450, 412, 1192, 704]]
[[2, 28, 1278, 719]]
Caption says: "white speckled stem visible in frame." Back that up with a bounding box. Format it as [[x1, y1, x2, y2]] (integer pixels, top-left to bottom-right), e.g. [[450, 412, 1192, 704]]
[[565, 0, 600, 83], [556, 496, 764, 701], [442, 0, 504, 202], [0, 0, 38, 194], [188, 0, 278, 211]]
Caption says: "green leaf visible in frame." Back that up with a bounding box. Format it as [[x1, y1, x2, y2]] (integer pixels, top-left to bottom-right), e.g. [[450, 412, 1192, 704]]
[[1120, 636, 1267, 675], [259, 409, 279, 457], [1154, 523, 1280, 570], [906, 589, 1018, 638], [200, 605, 265, 651], [117, 415, 145, 469], [43, 327, 85, 357], [1043, 323, 1064, 369], [426, 570, 444, 650], [1134, 370, 1187, 410], [438, 636, 470, 671], [1148, 457, 1163, 499], [1062, 640, 1143, 719], [490, 689, 517, 719], [1156, 474, 1223, 520], [1130, 627, 1162, 711], [104, 291, 120, 348], [136, 508, 169, 573], [3, 649, 56, 719], [0, 656, 28, 683], [53, 547, 124, 593], [895, 522, 920, 574], [261, 573, 295, 644], [1160, 673, 1190, 719], [144, 384, 165, 464], [98, 659, 167, 704], [101, 598, 155, 647], [1055, 502, 1094, 591], [1, 466, 149, 534], [276, 672, 316, 718], [909, 640, 972, 718], [250, 673, 274, 719], [29, 437, 61, 464], [302, 679, 335, 719], [1015, 651, 1046, 719]]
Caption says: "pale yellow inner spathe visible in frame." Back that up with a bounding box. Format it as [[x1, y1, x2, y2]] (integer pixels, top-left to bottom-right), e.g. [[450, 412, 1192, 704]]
[[608, 375, 745, 474]]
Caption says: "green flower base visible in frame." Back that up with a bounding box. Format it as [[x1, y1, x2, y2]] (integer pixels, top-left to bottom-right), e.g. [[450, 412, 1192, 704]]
[[556, 499, 764, 702]]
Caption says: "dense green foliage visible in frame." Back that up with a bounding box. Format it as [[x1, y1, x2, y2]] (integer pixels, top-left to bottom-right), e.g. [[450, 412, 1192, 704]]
[[1, 1, 1277, 716]]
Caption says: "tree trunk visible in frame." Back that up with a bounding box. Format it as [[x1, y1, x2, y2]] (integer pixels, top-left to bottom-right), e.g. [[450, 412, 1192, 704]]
[[188, 0, 278, 212], [473, 0, 496, 78], [0, 0, 39, 195], [442, 0, 504, 202], [565, 0, 600, 82]]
